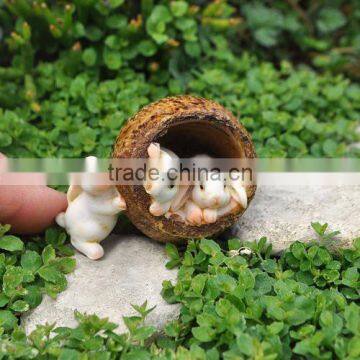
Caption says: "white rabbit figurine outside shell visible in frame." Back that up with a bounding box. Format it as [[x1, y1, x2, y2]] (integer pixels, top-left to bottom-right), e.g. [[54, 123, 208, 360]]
[[56, 156, 126, 260]]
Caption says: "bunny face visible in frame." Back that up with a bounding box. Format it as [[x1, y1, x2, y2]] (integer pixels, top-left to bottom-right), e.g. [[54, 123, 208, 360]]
[[192, 171, 231, 209], [144, 143, 180, 204], [145, 177, 178, 203]]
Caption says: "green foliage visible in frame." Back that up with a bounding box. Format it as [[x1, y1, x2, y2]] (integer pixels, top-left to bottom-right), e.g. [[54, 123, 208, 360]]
[[240, 1, 360, 77], [0, 1, 359, 358], [1, 224, 359, 359], [0, 1, 359, 158], [159, 225, 359, 358], [0, 225, 75, 334], [0, 53, 359, 157], [1, 1, 359, 77]]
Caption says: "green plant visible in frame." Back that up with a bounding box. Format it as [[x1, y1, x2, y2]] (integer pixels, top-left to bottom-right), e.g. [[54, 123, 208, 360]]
[[0, 1, 359, 358], [0, 1, 359, 158], [0, 224, 75, 334], [0, 53, 359, 158], [1, 1, 359, 77], [0, 223, 359, 359], [160, 223, 359, 358]]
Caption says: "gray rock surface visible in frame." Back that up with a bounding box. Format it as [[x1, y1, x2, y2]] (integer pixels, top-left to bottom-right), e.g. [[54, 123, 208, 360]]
[[22, 184, 360, 333], [22, 235, 179, 334], [234, 185, 360, 252]]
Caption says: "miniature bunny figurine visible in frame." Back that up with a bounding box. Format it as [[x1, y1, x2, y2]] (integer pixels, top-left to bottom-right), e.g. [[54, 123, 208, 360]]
[[184, 155, 248, 225], [165, 155, 229, 225], [197, 172, 248, 224], [56, 156, 126, 260], [144, 143, 182, 216], [192, 169, 231, 224]]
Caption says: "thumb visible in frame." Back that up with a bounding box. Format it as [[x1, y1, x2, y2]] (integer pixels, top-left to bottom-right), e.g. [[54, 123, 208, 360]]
[[0, 153, 67, 234]]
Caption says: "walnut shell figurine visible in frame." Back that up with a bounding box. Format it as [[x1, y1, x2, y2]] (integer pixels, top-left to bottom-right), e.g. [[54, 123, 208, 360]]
[[112, 96, 256, 243]]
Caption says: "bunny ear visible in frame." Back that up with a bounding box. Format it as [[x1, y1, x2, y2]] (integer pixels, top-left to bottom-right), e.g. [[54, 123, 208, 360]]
[[147, 142, 160, 158], [85, 156, 98, 173], [67, 185, 83, 203], [229, 181, 247, 209]]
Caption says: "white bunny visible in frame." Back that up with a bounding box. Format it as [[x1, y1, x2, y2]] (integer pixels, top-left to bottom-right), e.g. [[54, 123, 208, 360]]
[[189, 156, 248, 224], [56, 156, 126, 260], [144, 143, 182, 216], [165, 181, 203, 225], [198, 172, 248, 224], [192, 169, 231, 224]]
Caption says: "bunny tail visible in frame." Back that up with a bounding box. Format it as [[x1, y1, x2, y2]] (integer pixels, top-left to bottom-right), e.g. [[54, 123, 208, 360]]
[[55, 212, 66, 228]]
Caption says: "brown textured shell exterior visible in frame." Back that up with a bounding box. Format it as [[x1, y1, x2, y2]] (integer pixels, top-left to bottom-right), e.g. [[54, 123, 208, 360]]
[[112, 96, 256, 243]]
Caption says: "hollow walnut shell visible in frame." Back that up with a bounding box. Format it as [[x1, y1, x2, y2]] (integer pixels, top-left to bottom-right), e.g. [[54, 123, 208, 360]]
[[112, 96, 256, 243]]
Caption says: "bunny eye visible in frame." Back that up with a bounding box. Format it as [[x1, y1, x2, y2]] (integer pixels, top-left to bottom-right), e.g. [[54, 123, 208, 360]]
[[200, 184, 204, 190]]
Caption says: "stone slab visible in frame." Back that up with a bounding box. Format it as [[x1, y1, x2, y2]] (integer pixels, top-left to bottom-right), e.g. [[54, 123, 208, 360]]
[[22, 234, 179, 334], [22, 184, 360, 333], [233, 185, 360, 252]]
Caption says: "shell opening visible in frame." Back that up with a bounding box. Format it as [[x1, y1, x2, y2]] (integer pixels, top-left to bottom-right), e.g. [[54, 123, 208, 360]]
[[154, 118, 245, 158], [145, 118, 248, 225]]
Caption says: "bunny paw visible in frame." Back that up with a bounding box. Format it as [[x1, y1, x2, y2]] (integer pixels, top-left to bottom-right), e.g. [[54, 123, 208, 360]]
[[203, 209, 217, 224], [72, 240, 104, 260], [149, 201, 171, 216], [187, 208, 203, 225], [113, 196, 126, 211]]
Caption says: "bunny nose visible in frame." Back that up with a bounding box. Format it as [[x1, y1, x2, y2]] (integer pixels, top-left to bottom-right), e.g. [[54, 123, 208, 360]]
[[212, 196, 221, 206]]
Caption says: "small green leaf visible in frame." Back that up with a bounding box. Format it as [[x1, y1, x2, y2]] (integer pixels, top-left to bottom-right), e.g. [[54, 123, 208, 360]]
[[37, 264, 66, 284], [323, 139, 338, 156], [0, 310, 18, 330], [3, 266, 23, 297], [311, 222, 328, 236], [261, 259, 277, 273], [291, 242, 306, 260], [24, 285, 42, 309], [0, 133, 12, 147], [59, 349, 81, 360], [42, 245, 56, 264], [170, 1, 188, 17], [0, 235, 24, 252], [103, 48, 122, 70], [0, 224, 11, 237], [317, 8, 346, 34], [0, 293, 9, 307], [21, 251, 42, 273], [165, 243, 180, 260], [192, 326, 215, 342], [10, 300, 29, 313], [132, 326, 156, 341], [199, 239, 221, 256], [55, 257, 76, 274], [82, 48, 97, 66], [137, 40, 157, 57], [254, 28, 279, 47], [108, 0, 124, 9]]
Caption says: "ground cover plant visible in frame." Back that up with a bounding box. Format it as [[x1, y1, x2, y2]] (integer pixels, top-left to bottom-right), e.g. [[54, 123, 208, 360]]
[[0, 223, 359, 359], [0, 0, 359, 158], [0, 1, 359, 359]]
